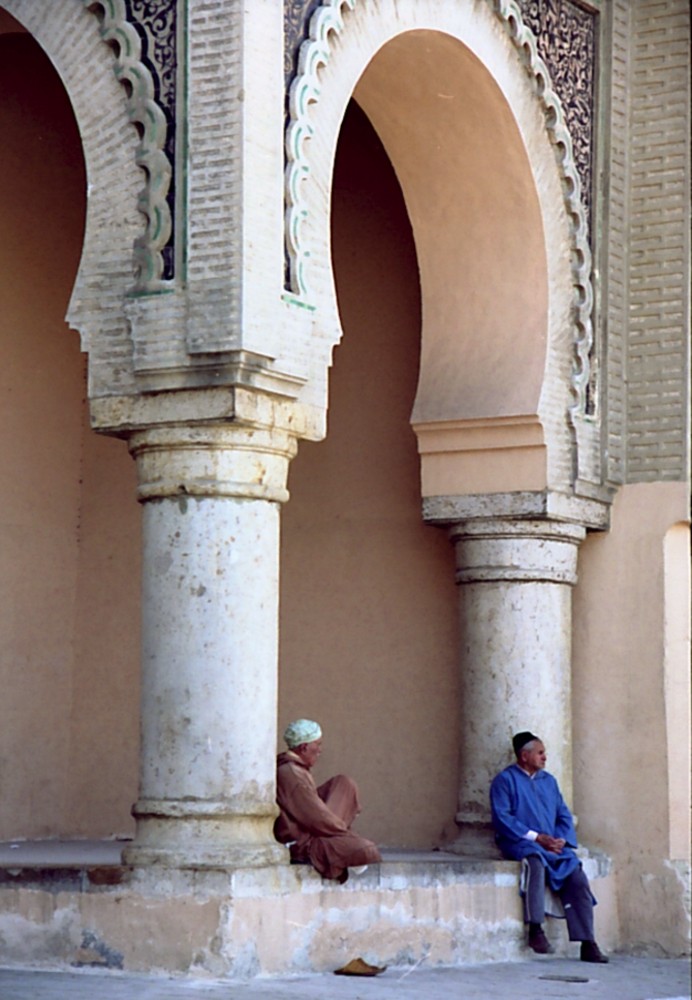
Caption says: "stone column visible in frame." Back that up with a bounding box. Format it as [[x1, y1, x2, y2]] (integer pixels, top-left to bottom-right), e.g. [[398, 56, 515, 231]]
[[122, 423, 297, 869], [448, 518, 585, 856]]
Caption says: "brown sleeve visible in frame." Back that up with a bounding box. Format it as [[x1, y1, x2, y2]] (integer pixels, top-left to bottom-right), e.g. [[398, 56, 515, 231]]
[[277, 763, 348, 837]]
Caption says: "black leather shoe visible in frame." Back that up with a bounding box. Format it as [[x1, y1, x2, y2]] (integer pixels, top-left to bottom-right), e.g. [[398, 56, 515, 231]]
[[528, 928, 555, 954], [581, 941, 609, 963]]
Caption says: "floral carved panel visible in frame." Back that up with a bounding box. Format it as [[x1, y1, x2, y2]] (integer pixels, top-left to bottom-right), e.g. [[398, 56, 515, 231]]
[[516, 0, 597, 234]]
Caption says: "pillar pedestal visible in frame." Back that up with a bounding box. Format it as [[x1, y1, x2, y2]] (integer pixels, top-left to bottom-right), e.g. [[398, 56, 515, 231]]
[[447, 518, 585, 856], [122, 424, 297, 869]]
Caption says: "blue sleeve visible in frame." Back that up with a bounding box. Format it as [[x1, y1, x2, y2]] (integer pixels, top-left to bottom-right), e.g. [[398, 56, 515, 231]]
[[490, 770, 532, 845]]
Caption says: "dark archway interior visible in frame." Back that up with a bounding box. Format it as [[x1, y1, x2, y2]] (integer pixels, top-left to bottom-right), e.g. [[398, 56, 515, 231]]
[[279, 101, 459, 848]]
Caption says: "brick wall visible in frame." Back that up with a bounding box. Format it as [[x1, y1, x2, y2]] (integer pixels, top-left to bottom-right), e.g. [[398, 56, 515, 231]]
[[625, 0, 690, 483], [603, 0, 631, 485]]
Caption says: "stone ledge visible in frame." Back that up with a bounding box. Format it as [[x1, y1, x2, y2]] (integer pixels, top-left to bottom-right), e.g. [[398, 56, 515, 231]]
[[0, 840, 611, 891], [0, 841, 617, 976]]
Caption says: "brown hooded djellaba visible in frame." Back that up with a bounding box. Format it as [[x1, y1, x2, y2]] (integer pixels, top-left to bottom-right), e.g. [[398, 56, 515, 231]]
[[274, 750, 382, 880]]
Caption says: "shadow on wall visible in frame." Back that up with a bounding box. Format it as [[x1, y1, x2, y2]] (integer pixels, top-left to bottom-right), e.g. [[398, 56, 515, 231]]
[[279, 101, 460, 851], [0, 27, 140, 841]]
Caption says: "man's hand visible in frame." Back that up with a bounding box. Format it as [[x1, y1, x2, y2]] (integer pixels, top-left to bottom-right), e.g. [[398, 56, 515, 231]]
[[536, 834, 566, 854]]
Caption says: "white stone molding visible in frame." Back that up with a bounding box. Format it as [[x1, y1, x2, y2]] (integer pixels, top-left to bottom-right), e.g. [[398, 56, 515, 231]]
[[89, 381, 318, 451], [423, 489, 612, 532], [285, 0, 356, 299], [129, 423, 298, 504], [83, 0, 173, 291]]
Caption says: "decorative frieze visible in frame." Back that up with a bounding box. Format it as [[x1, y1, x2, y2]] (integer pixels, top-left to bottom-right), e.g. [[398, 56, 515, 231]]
[[516, 0, 597, 236]]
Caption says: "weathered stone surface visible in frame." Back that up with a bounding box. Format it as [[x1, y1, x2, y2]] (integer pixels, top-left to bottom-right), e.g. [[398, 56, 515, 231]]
[[0, 857, 618, 976]]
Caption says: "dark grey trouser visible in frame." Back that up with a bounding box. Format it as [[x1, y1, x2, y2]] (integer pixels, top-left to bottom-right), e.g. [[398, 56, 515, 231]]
[[523, 855, 595, 942]]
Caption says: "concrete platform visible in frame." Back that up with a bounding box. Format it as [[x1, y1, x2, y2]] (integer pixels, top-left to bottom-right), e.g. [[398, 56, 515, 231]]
[[0, 957, 690, 1000], [0, 840, 619, 978]]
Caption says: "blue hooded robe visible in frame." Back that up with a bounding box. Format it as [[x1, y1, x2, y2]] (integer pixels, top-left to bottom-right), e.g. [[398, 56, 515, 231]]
[[490, 764, 581, 891]]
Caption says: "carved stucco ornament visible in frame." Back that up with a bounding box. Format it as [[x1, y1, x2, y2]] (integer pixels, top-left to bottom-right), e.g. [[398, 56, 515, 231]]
[[85, 0, 173, 291], [285, 0, 594, 420], [515, 0, 596, 234], [285, 0, 357, 302]]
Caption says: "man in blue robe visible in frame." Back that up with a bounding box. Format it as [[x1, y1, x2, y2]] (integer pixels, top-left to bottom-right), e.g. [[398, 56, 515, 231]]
[[490, 731, 608, 963]]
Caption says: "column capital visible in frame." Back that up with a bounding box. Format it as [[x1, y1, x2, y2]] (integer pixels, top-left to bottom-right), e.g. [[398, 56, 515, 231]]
[[89, 383, 321, 443], [423, 490, 612, 531], [448, 518, 586, 587], [128, 423, 298, 504]]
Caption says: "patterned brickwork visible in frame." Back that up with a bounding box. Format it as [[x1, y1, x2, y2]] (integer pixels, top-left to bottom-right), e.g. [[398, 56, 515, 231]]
[[186, 0, 240, 284], [603, 0, 631, 485], [626, 0, 690, 482]]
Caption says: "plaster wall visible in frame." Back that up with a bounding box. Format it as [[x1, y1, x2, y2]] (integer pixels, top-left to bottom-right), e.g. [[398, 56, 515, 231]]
[[353, 30, 548, 425], [0, 28, 139, 840], [69, 410, 140, 838], [0, 32, 83, 836], [279, 102, 459, 850], [572, 481, 691, 955]]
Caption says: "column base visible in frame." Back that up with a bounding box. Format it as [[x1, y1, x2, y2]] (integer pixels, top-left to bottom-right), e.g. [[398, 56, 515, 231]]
[[445, 821, 502, 859], [123, 799, 287, 870]]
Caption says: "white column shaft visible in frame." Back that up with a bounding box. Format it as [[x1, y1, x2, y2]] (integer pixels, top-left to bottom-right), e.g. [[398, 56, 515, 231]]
[[140, 495, 279, 804], [449, 519, 585, 854], [124, 424, 296, 868]]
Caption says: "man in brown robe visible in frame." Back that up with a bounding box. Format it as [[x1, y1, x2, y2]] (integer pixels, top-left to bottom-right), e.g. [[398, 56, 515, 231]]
[[274, 718, 382, 882]]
